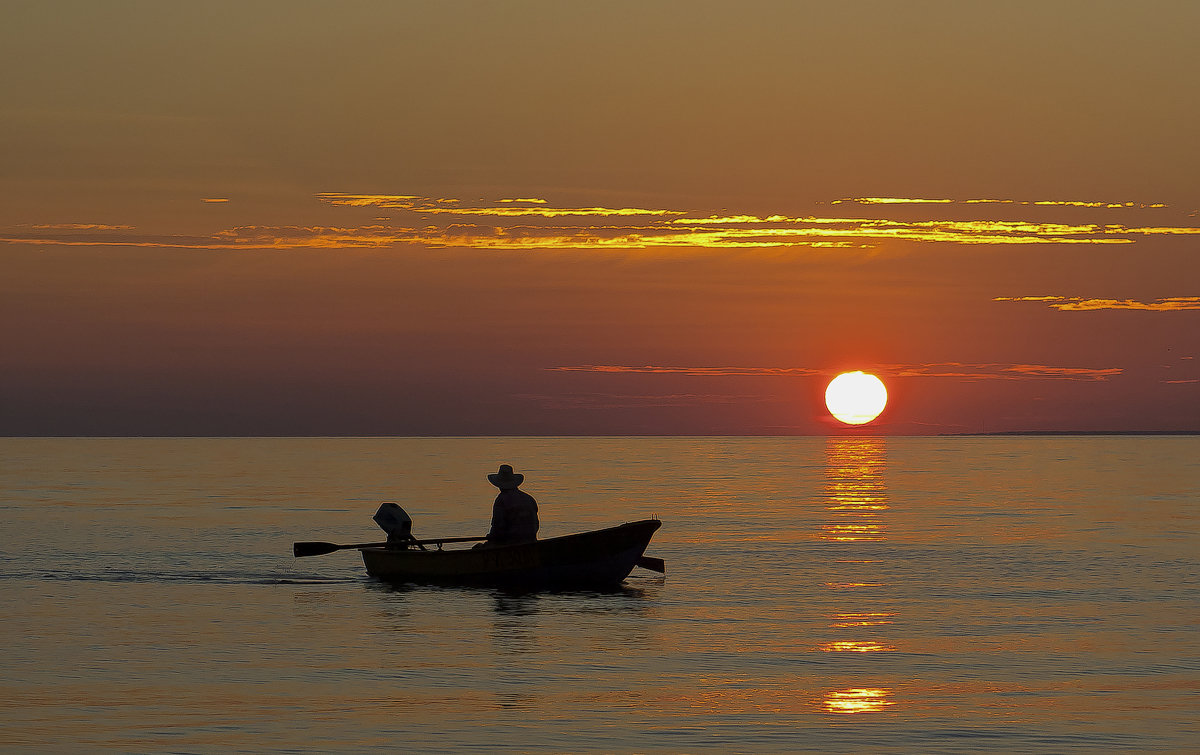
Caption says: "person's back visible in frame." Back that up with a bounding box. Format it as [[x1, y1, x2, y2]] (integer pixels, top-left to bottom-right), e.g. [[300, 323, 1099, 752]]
[[485, 464, 539, 545]]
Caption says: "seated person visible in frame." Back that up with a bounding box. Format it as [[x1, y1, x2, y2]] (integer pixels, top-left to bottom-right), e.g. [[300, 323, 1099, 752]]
[[481, 464, 539, 546]]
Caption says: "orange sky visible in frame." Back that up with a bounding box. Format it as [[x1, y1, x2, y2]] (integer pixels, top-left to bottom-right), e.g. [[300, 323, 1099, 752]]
[[2, 2, 1197, 434]]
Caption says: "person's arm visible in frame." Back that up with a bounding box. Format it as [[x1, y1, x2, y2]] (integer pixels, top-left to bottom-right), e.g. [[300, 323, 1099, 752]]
[[486, 495, 507, 541]]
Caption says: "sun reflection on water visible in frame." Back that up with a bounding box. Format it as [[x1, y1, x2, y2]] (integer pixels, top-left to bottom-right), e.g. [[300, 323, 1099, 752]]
[[822, 688, 895, 714], [817, 437, 898, 711], [817, 641, 897, 653], [819, 437, 889, 542], [829, 612, 896, 628]]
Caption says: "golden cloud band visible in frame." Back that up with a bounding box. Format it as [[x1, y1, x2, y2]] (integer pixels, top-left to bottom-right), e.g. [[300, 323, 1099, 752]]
[[3, 192, 1197, 252], [995, 296, 1200, 311]]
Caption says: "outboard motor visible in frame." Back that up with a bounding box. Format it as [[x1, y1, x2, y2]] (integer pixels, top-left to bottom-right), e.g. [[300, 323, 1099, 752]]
[[373, 503, 418, 547]]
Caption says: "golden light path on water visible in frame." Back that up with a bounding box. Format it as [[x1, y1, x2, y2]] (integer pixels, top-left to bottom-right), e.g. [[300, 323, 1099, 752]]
[[823, 688, 897, 714], [818, 436, 896, 713], [820, 436, 889, 543]]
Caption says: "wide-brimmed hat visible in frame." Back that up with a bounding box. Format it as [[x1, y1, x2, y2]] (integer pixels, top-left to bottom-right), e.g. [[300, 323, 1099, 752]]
[[488, 464, 524, 489]]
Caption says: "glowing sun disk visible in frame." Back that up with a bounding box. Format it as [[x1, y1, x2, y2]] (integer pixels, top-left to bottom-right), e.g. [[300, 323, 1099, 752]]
[[825, 371, 888, 425]]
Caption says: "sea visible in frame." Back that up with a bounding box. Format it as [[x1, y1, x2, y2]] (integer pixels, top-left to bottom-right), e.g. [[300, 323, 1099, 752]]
[[1, 436, 1197, 753]]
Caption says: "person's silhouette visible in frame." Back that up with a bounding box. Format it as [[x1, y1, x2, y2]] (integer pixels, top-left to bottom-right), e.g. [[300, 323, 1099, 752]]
[[480, 464, 539, 546]]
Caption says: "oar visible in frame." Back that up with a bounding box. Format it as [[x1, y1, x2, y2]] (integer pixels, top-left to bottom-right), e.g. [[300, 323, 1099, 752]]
[[293, 536, 487, 558], [637, 556, 665, 573]]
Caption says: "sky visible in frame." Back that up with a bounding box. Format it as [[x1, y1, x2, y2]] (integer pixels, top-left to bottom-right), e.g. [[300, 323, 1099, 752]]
[[2, 0, 1197, 435]]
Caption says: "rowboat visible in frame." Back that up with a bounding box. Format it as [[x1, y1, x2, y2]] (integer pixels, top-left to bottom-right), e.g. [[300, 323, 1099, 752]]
[[358, 519, 662, 590]]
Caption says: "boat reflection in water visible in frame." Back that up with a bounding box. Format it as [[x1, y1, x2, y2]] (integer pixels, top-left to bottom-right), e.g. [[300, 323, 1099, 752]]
[[818, 436, 896, 713]]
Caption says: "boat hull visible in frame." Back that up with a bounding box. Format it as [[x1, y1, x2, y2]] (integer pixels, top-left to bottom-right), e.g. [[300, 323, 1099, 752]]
[[360, 519, 661, 590]]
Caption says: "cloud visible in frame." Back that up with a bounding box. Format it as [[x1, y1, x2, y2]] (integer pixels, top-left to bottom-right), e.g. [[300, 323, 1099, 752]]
[[5, 192, 1197, 253], [308, 192, 1193, 249], [514, 392, 766, 409], [0, 224, 416, 250], [834, 197, 954, 205], [675, 216, 1133, 245], [25, 223, 134, 231], [1000, 364, 1124, 380], [1116, 226, 1200, 236], [550, 362, 1123, 381], [835, 197, 1169, 209], [548, 365, 826, 377], [315, 193, 684, 218], [995, 296, 1200, 311], [881, 362, 1122, 380]]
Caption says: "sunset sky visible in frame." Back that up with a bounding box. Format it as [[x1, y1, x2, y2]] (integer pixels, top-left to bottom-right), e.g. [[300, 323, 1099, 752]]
[[2, 1, 1197, 435]]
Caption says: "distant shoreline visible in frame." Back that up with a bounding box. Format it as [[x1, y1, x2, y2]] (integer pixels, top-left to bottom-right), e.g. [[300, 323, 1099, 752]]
[[944, 430, 1200, 436]]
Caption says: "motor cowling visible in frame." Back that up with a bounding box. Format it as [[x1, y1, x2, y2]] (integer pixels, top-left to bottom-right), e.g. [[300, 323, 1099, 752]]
[[373, 502, 415, 544]]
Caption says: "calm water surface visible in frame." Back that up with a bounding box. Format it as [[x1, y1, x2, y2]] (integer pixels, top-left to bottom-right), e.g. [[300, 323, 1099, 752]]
[[1, 437, 1197, 752]]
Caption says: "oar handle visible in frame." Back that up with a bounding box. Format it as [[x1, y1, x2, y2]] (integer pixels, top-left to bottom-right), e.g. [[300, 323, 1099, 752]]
[[293, 536, 489, 557], [292, 541, 388, 557]]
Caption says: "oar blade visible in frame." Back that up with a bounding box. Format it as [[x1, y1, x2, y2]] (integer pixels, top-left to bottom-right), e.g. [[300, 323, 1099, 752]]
[[293, 541, 342, 558], [637, 556, 665, 573]]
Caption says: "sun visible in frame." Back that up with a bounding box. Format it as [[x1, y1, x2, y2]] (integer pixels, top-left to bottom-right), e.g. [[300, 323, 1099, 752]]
[[825, 371, 888, 425]]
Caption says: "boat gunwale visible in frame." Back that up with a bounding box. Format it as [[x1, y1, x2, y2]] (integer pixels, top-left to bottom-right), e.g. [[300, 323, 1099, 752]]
[[358, 518, 661, 589], [357, 518, 660, 556]]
